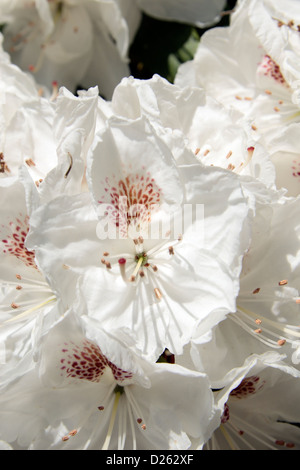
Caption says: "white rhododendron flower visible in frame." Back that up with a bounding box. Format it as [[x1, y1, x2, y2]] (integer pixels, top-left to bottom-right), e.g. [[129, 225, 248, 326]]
[[205, 353, 300, 450], [0, 0, 141, 98], [24, 114, 253, 361], [175, 0, 300, 196], [0, 312, 218, 450]]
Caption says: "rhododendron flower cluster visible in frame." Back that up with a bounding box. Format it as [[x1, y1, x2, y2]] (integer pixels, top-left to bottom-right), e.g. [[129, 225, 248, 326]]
[[0, 0, 300, 451]]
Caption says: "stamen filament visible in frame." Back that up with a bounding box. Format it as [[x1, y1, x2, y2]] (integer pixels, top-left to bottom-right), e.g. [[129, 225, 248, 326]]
[[220, 424, 238, 450], [102, 392, 121, 450]]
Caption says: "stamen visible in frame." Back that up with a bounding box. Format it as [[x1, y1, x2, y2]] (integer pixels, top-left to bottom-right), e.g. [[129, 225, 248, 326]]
[[235, 147, 254, 174], [50, 81, 59, 101], [2, 296, 56, 325]]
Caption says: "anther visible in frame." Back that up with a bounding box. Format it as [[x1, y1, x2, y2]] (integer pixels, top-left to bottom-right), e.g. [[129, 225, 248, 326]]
[[235, 95, 242, 100], [203, 149, 210, 156], [68, 429, 77, 437], [139, 271, 145, 277], [154, 287, 162, 300], [98, 406, 104, 411], [141, 424, 146, 430], [105, 261, 111, 269], [16, 285, 22, 290], [16, 274, 22, 280], [25, 158, 35, 167], [255, 328, 262, 334], [103, 252, 109, 257], [137, 418, 142, 424], [152, 265, 158, 272], [62, 435, 69, 442], [253, 288, 260, 294], [279, 280, 288, 286], [227, 163, 235, 170], [11, 302, 19, 309], [274, 107, 280, 112], [277, 339, 286, 346], [255, 319, 262, 325], [195, 148, 200, 155], [138, 236, 144, 244], [251, 124, 257, 131], [168, 246, 174, 255], [226, 151, 232, 159], [265, 90, 272, 95]]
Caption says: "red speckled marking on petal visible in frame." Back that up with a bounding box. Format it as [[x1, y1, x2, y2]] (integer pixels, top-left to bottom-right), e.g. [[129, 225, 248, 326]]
[[291, 159, 300, 181], [60, 339, 133, 383], [1, 214, 37, 269], [257, 55, 289, 88], [230, 376, 265, 399], [221, 402, 230, 424], [98, 172, 161, 236]]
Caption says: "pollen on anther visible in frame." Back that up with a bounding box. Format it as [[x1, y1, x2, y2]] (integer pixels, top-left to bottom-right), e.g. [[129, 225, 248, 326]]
[[255, 319, 262, 325], [251, 124, 257, 131], [277, 339, 286, 346], [154, 287, 162, 300], [141, 424, 146, 430], [11, 302, 19, 309], [279, 280, 288, 286], [255, 328, 262, 334], [103, 252, 109, 257], [69, 429, 77, 437], [62, 436, 69, 442], [25, 158, 35, 167], [168, 246, 174, 255], [16, 274, 22, 280]]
